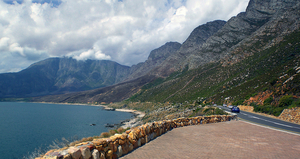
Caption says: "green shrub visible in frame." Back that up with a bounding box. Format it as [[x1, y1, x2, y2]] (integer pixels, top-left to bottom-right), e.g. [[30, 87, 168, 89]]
[[214, 108, 227, 115], [233, 100, 244, 106], [286, 68, 296, 76], [279, 95, 293, 107], [203, 107, 214, 113], [250, 102, 258, 107], [263, 97, 273, 105], [289, 99, 300, 108], [271, 107, 285, 116], [261, 105, 272, 114], [269, 78, 277, 86], [262, 87, 268, 91]]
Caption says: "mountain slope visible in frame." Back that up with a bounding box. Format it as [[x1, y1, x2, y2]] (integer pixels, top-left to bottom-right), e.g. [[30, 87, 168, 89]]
[[126, 0, 300, 104], [0, 57, 131, 98], [32, 75, 157, 103], [127, 42, 181, 80], [150, 20, 226, 77], [151, 0, 300, 77], [30, 20, 227, 103], [128, 28, 300, 103], [25, 0, 300, 107]]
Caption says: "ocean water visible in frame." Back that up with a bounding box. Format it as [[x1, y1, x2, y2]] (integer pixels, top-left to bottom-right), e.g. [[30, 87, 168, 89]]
[[0, 102, 133, 159]]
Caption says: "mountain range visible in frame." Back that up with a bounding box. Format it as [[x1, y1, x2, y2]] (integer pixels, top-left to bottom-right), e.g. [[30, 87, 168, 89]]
[[1, 0, 299, 110]]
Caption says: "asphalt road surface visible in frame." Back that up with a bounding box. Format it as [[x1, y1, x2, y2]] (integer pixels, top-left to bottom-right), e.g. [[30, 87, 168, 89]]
[[218, 106, 300, 134]]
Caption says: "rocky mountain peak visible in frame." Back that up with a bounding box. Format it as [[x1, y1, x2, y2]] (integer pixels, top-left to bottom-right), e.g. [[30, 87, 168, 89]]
[[148, 42, 181, 61], [127, 42, 181, 80], [149, 20, 227, 77], [180, 20, 226, 51], [245, 0, 299, 22]]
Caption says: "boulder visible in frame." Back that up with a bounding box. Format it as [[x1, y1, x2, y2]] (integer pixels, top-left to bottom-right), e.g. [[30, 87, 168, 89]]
[[80, 147, 91, 159], [140, 137, 145, 145], [119, 133, 127, 140], [128, 143, 134, 152], [116, 145, 123, 158], [63, 154, 72, 159], [128, 131, 137, 144], [137, 138, 141, 147], [44, 151, 63, 159], [110, 136, 118, 142], [122, 143, 129, 155], [113, 143, 118, 152], [119, 139, 125, 145], [96, 145, 104, 152], [105, 150, 113, 159], [93, 139, 106, 146], [91, 149, 100, 159], [145, 135, 150, 143], [67, 147, 82, 159], [125, 130, 131, 134], [99, 151, 106, 159]]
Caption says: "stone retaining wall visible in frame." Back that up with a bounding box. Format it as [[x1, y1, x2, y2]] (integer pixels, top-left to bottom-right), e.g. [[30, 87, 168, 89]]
[[36, 115, 237, 159], [279, 107, 300, 124], [237, 105, 254, 112]]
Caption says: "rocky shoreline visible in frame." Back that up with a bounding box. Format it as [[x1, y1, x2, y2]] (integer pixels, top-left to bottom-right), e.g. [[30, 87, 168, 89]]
[[100, 104, 145, 129]]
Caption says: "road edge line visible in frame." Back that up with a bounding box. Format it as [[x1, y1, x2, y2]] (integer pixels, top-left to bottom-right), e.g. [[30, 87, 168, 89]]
[[239, 119, 300, 136]]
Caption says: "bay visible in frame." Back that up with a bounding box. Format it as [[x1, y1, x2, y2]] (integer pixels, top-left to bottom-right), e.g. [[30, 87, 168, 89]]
[[0, 102, 133, 159]]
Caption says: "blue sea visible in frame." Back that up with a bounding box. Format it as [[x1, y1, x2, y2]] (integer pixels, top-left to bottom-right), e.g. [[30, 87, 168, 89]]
[[0, 102, 133, 159]]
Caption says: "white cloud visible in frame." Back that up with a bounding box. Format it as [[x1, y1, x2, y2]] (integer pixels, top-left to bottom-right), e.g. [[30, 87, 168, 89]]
[[0, 0, 249, 73], [71, 47, 111, 61]]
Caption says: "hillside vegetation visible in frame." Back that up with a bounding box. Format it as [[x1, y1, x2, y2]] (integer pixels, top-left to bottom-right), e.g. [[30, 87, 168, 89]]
[[127, 29, 300, 116]]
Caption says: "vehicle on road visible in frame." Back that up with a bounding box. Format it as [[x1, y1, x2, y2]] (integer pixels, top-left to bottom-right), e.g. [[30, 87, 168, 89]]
[[231, 106, 240, 113], [228, 105, 234, 109], [223, 104, 227, 107]]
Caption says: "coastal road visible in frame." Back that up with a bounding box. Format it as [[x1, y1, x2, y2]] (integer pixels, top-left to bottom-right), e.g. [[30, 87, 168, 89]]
[[218, 106, 300, 134]]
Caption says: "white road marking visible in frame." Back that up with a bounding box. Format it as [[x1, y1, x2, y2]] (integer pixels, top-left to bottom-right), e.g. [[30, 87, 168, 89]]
[[240, 120, 300, 136], [241, 112, 300, 129]]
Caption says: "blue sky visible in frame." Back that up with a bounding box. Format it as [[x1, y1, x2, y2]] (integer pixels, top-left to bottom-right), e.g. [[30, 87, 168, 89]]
[[0, 0, 249, 73], [3, 0, 61, 6]]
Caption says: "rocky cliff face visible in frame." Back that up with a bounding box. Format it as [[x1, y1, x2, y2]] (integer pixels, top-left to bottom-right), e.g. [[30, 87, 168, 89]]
[[127, 42, 181, 80], [150, 20, 226, 77], [54, 58, 131, 91]]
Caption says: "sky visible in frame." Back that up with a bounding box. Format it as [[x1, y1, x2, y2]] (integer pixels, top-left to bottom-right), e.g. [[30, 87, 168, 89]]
[[0, 0, 249, 73]]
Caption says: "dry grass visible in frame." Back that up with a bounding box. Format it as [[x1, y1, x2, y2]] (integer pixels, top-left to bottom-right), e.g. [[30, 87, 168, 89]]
[[117, 127, 125, 133], [109, 130, 116, 136], [100, 132, 110, 138]]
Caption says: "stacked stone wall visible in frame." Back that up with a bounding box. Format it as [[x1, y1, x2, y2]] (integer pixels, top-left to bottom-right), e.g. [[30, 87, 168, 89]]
[[238, 105, 254, 112], [279, 107, 300, 124], [36, 115, 237, 159]]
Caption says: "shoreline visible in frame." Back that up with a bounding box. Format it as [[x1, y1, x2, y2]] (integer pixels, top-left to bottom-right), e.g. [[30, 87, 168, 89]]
[[98, 104, 145, 129], [31, 101, 146, 129]]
